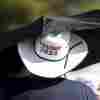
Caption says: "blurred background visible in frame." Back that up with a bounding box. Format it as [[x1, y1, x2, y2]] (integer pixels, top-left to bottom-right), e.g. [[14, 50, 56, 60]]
[[49, 0, 100, 16], [0, 0, 100, 31]]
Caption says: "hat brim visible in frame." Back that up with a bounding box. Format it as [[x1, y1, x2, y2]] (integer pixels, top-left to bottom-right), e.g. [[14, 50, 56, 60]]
[[17, 33, 88, 78]]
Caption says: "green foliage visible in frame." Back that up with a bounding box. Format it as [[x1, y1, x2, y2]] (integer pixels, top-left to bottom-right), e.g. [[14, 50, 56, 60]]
[[0, 0, 48, 31], [65, 0, 100, 15]]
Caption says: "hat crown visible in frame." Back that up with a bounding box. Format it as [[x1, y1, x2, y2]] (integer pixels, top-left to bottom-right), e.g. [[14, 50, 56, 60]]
[[41, 32, 67, 46], [35, 32, 70, 61]]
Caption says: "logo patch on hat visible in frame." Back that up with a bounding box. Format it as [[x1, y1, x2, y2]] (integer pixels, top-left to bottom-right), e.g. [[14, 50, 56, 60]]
[[40, 40, 62, 56]]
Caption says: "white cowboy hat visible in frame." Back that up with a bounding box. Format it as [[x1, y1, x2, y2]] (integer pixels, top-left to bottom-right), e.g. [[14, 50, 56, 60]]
[[17, 32, 88, 78]]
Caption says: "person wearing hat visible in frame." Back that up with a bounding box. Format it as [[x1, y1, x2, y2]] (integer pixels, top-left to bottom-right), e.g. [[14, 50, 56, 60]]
[[1, 17, 98, 99], [0, 0, 99, 100]]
